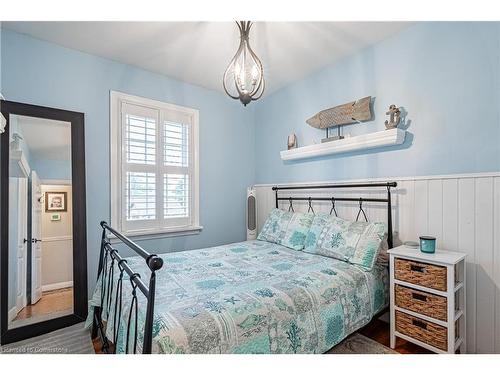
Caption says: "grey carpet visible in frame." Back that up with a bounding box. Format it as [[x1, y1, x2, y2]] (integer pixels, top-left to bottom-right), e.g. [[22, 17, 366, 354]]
[[0, 322, 94, 354], [0, 324, 392, 355], [327, 333, 398, 354]]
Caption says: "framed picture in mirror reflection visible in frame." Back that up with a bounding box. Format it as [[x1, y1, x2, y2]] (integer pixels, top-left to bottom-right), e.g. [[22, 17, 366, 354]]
[[45, 191, 67, 212]]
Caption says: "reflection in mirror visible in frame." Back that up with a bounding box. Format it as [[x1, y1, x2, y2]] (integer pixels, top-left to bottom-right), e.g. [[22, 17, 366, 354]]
[[8, 114, 73, 329]]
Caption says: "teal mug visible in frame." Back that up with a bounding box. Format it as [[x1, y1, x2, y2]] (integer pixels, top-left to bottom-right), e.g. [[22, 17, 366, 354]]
[[419, 236, 436, 254]]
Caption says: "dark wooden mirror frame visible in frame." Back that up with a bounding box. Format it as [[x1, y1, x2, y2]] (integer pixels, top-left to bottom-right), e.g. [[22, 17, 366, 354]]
[[0, 100, 88, 345]]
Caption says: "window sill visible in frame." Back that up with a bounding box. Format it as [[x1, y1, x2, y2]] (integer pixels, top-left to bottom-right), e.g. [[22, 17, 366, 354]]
[[109, 225, 203, 244]]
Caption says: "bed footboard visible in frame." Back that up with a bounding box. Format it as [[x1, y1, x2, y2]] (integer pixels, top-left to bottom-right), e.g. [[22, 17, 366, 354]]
[[91, 221, 163, 354]]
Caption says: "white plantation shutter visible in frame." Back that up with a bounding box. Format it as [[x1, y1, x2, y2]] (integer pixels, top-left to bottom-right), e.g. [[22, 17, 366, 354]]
[[113, 93, 199, 235], [121, 103, 159, 231], [163, 120, 190, 224], [164, 173, 189, 218], [164, 121, 189, 168], [126, 172, 156, 221]]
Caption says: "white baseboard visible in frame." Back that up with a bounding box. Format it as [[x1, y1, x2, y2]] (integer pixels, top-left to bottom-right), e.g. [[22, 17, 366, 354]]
[[42, 281, 73, 292], [8, 307, 18, 322]]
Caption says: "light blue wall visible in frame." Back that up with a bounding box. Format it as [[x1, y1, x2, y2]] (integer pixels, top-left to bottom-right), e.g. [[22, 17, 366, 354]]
[[254, 22, 500, 183], [2, 22, 500, 300], [1, 29, 256, 290], [30, 157, 71, 181]]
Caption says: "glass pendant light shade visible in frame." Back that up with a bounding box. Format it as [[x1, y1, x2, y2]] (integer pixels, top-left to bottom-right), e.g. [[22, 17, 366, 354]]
[[223, 21, 265, 106]]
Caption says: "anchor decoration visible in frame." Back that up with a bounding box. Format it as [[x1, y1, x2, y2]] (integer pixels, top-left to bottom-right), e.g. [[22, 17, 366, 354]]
[[384, 105, 401, 130]]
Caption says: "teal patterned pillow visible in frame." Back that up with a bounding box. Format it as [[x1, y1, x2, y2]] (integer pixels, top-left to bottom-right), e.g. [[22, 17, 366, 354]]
[[317, 217, 364, 262], [351, 222, 387, 270], [280, 210, 314, 250], [303, 212, 330, 254], [257, 209, 314, 251], [305, 215, 386, 271], [257, 209, 286, 243]]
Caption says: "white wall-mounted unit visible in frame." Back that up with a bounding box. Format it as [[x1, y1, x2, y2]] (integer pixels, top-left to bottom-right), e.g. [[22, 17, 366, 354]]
[[0, 112, 6, 134], [280, 128, 406, 161], [9, 149, 30, 178], [246, 187, 257, 240]]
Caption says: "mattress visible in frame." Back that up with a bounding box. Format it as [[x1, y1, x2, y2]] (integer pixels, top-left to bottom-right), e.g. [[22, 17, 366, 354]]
[[86, 240, 388, 354]]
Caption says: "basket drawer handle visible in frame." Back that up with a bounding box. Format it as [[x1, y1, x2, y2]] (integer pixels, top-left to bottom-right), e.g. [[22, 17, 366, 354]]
[[412, 292, 428, 302], [412, 319, 428, 330], [410, 264, 425, 273]]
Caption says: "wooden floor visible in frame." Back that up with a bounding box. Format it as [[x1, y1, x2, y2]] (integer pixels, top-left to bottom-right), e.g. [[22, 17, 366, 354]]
[[92, 317, 431, 354], [360, 318, 432, 354], [14, 287, 73, 321], [93, 337, 104, 354]]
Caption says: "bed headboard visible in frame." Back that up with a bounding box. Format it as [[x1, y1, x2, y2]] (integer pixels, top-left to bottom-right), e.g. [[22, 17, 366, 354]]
[[272, 181, 397, 248]]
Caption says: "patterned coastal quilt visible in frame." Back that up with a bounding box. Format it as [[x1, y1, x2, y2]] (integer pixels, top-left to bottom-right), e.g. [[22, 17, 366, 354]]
[[86, 240, 388, 354]]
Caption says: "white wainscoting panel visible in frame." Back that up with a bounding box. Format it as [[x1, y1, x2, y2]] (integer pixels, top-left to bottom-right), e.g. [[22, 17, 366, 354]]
[[253, 172, 500, 353]]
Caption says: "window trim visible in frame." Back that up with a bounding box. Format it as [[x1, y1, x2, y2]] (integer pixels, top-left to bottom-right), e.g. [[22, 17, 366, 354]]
[[110, 91, 200, 237]]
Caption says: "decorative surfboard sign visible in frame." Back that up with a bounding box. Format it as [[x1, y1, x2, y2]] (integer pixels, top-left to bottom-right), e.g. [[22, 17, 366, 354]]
[[306, 96, 372, 129]]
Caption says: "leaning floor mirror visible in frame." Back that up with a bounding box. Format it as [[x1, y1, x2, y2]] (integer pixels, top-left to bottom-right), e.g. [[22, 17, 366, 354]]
[[0, 100, 87, 344]]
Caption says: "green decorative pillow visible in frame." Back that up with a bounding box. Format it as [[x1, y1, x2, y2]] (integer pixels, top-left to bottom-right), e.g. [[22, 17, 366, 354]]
[[257, 209, 314, 251], [305, 214, 386, 271]]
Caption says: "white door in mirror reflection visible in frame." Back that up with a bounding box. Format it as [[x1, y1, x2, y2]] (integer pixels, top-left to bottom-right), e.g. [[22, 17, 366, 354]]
[[31, 171, 42, 304], [15, 179, 28, 312]]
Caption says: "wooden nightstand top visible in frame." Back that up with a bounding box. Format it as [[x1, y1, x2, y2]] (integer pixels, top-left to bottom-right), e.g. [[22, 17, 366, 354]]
[[388, 245, 466, 265]]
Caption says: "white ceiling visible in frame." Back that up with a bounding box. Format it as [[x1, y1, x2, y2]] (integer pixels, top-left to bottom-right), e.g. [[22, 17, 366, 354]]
[[15, 115, 71, 161], [4, 22, 411, 95]]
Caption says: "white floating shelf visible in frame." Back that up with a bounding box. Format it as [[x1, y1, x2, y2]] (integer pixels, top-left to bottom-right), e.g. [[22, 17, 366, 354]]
[[280, 128, 406, 161]]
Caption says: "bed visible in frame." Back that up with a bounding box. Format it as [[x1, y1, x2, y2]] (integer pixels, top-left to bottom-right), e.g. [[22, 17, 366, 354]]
[[87, 239, 388, 354], [88, 181, 396, 354]]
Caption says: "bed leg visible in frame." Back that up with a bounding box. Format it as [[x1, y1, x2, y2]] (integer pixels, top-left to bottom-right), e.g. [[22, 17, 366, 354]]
[[91, 308, 100, 339]]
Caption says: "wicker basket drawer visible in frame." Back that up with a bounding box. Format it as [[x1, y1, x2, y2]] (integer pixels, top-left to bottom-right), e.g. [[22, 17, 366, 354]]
[[394, 258, 447, 291], [395, 284, 447, 321], [395, 311, 448, 351]]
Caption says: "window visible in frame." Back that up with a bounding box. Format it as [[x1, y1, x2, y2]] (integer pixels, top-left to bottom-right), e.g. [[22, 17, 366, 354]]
[[110, 91, 200, 237]]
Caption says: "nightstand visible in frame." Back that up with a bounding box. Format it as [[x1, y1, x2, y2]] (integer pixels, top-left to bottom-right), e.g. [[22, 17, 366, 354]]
[[388, 245, 466, 354]]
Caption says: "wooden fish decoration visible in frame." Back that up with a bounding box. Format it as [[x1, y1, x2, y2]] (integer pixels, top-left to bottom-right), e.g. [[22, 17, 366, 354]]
[[306, 96, 372, 129]]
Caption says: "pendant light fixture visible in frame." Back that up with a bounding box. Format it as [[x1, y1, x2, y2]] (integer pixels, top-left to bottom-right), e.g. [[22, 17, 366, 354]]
[[223, 21, 265, 106]]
